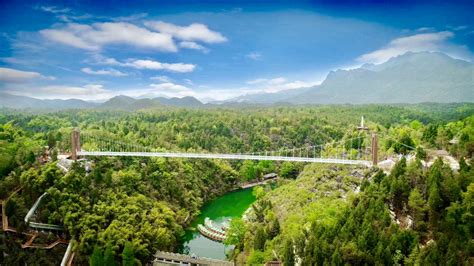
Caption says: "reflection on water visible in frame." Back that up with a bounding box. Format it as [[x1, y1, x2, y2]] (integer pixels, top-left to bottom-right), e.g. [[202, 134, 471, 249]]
[[179, 188, 256, 260]]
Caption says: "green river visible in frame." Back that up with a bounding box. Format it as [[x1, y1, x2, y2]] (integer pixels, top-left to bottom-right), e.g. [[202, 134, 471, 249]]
[[179, 188, 256, 260]]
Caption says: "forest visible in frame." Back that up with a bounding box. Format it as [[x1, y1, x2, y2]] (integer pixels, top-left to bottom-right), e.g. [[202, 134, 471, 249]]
[[0, 103, 473, 265]]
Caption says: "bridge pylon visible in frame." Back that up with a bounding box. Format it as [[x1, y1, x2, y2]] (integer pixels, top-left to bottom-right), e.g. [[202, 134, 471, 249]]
[[71, 128, 80, 161], [371, 133, 378, 166]]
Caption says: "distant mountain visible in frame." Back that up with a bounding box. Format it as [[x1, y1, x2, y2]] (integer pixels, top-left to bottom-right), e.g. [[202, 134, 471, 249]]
[[227, 52, 474, 104], [0, 92, 96, 109], [99, 95, 203, 110], [0, 93, 204, 111], [222, 87, 312, 104], [154, 96, 204, 107]]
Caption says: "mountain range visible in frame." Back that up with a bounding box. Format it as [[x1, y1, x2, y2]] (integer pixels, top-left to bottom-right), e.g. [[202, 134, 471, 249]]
[[231, 52, 474, 104], [0, 93, 204, 110], [1, 52, 472, 110]]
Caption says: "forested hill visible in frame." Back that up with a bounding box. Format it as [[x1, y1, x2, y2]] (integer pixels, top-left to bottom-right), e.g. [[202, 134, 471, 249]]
[[231, 160, 474, 264], [0, 103, 473, 264]]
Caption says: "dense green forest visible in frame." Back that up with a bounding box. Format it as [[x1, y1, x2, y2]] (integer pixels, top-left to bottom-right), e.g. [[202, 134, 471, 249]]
[[0, 103, 473, 264], [231, 160, 473, 265]]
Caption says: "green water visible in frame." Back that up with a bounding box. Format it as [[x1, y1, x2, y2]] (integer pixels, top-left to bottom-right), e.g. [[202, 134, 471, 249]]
[[179, 188, 256, 260]]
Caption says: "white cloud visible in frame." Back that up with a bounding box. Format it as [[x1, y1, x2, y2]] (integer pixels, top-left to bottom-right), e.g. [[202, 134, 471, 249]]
[[90, 55, 122, 65], [145, 21, 227, 43], [113, 13, 148, 22], [150, 75, 171, 82], [124, 60, 196, 73], [245, 76, 318, 93], [179, 41, 209, 53], [41, 84, 108, 95], [416, 27, 435, 32], [39, 6, 71, 14], [40, 22, 177, 52], [149, 82, 195, 97], [246, 78, 267, 85], [81, 67, 128, 77], [246, 77, 287, 85], [268, 77, 287, 85], [5, 84, 114, 100], [357, 31, 473, 64], [246, 52, 262, 60], [0, 67, 55, 82], [91, 55, 196, 73]]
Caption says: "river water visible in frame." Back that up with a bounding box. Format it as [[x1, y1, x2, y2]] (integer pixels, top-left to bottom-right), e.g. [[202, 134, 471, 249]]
[[179, 188, 256, 260]]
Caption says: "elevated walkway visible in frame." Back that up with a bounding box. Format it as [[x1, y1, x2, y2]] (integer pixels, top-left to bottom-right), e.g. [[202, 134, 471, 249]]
[[78, 151, 371, 166]]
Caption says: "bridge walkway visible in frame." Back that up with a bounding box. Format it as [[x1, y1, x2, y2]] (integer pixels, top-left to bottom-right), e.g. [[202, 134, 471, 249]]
[[78, 151, 371, 166]]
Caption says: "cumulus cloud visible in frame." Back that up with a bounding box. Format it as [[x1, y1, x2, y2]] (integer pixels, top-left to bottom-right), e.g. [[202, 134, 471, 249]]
[[81, 67, 128, 77], [123, 60, 195, 73], [145, 21, 227, 43], [0, 67, 55, 82], [91, 55, 196, 73], [40, 22, 177, 51], [149, 82, 195, 97], [246, 52, 262, 60], [357, 31, 473, 64], [179, 41, 209, 53]]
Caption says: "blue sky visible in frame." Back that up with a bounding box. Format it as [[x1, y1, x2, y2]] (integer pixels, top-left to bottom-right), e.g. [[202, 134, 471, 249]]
[[0, 0, 473, 101]]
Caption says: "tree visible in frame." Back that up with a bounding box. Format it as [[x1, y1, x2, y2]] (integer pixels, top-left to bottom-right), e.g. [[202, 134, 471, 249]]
[[103, 244, 115, 266], [416, 146, 427, 161], [253, 226, 266, 250], [90, 246, 103, 266], [247, 250, 266, 264], [240, 161, 257, 182], [253, 186, 266, 200], [428, 183, 442, 228], [408, 188, 427, 231], [280, 161, 298, 179], [394, 134, 415, 154], [224, 218, 246, 247], [47, 131, 56, 149], [122, 242, 135, 266], [282, 239, 294, 266]]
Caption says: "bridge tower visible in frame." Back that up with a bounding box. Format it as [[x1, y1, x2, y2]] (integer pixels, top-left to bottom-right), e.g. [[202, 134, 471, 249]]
[[371, 133, 378, 166], [71, 128, 80, 161], [357, 116, 378, 166]]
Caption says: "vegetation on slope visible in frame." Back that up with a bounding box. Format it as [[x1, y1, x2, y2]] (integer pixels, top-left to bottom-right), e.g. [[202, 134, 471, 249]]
[[0, 103, 473, 264], [231, 158, 474, 265]]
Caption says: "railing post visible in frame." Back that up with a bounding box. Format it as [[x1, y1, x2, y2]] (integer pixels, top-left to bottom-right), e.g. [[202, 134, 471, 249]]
[[371, 133, 378, 166], [71, 128, 80, 161]]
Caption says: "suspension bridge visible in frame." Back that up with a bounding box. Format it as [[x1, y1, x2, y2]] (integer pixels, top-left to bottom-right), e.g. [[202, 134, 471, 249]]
[[67, 121, 382, 167]]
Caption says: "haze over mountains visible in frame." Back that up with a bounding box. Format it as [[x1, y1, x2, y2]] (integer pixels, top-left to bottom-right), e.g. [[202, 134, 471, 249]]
[[1, 52, 472, 110]]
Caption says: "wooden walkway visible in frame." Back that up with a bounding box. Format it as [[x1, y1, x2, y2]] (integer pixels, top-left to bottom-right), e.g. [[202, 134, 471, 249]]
[[154, 251, 234, 266]]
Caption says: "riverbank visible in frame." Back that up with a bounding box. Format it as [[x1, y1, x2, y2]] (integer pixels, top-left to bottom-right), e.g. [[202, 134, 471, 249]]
[[240, 177, 278, 189]]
